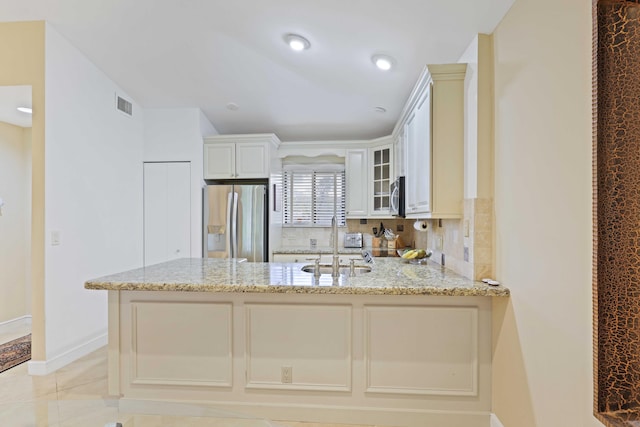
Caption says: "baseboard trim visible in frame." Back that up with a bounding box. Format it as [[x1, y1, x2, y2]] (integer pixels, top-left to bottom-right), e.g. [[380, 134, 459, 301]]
[[28, 332, 107, 376], [0, 315, 32, 335], [119, 399, 491, 427], [491, 413, 506, 427]]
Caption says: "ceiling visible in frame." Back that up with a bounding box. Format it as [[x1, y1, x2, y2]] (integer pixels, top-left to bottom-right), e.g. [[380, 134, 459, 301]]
[[0, 0, 514, 141]]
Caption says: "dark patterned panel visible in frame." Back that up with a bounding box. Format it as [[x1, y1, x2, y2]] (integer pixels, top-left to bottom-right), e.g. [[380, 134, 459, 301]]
[[597, 0, 640, 420]]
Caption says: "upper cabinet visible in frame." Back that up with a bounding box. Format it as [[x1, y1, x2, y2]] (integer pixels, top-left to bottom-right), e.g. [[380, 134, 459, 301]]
[[204, 134, 280, 179], [393, 64, 466, 218], [345, 148, 368, 218], [368, 138, 393, 217], [345, 137, 394, 219]]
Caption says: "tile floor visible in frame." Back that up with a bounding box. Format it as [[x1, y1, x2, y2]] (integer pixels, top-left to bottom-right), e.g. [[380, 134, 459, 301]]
[[0, 328, 379, 427]]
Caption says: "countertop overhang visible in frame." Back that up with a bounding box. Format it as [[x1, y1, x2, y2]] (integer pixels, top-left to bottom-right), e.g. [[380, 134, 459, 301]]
[[85, 258, 509, 297]]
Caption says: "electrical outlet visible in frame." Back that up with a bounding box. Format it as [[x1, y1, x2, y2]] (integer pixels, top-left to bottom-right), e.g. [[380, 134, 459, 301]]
[[281, 366, 292, 384], [436, 235, 443, 251], [463, 220, 470, 237]]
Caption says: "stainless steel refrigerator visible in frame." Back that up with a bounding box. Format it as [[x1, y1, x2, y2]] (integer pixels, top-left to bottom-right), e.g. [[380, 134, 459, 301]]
[[203, 181, 268, 262]]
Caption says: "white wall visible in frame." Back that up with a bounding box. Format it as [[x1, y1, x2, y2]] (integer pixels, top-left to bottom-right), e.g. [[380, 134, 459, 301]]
[[43, 24, 145, 363], [491, 0, 599, 425], [143, 108, 218, 258], [0, 121, 30, 323]]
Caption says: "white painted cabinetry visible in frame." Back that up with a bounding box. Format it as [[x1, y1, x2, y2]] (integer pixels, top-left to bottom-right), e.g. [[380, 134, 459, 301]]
[[345, 148, 368, 218], [272, 254, 308, 263], [368, 139, 393, 217], [143, 162, 191, 266], [394, 64, 466, 218], [203, 134, 280, 179], [405, 88, 431, 214], [111, 291, 492, 426]]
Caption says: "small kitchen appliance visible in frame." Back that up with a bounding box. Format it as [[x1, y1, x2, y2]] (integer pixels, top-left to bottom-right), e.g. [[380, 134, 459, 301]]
[[390, 176, 405, 217]]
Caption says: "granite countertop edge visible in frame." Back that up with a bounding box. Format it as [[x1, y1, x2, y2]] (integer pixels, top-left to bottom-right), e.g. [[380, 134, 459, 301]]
[[84, 281, 508, 297], [85, 258, 509, 297]]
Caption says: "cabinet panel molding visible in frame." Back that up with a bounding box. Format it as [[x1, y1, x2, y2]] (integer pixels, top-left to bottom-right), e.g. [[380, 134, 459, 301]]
[[364, 305, 478, 396], [130, 301, 233, 387], [245, 303, 352, 391]]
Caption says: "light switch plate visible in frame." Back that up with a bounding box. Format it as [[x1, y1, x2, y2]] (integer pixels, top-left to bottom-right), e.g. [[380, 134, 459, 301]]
[[51, 231, 61, 246]]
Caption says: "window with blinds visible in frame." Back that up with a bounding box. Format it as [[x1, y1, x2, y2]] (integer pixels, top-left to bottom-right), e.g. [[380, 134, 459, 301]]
[[282, 170, 346, 227]]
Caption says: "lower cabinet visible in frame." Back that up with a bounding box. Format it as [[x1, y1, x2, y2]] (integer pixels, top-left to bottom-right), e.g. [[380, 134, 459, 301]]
[[113, 291, 491, 427], [272, 254, 307, 263]]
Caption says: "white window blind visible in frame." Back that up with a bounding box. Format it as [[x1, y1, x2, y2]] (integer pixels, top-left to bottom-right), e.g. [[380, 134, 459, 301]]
[[283, 170, 346, 227]]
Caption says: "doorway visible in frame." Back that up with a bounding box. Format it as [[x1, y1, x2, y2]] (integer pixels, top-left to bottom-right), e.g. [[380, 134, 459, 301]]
[[0, 85, 32, 351]]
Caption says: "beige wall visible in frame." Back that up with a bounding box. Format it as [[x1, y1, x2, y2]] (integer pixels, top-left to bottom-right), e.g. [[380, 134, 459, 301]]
[[0, 122, 31, 322], [491, 0, 598, 426], [0, 21, 45, 359]]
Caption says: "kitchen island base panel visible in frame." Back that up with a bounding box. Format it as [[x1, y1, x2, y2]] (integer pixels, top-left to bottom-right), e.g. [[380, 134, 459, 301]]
[[108, 290, 492, 427]]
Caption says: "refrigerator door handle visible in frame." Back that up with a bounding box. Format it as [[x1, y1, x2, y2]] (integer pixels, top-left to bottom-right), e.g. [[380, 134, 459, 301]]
[[226, 192, 234, 258], [231, 191, 239, 258]]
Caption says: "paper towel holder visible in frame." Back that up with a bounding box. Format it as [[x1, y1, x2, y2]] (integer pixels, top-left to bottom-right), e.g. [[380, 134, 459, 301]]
[[413, 219, 428, 232]]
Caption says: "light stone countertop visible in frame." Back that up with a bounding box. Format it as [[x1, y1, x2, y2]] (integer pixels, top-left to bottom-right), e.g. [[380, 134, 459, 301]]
[[85, 258, 509, 297]]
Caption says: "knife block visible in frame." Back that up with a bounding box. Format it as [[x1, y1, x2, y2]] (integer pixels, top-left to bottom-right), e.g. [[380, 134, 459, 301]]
[[372, 237, 384, 256]]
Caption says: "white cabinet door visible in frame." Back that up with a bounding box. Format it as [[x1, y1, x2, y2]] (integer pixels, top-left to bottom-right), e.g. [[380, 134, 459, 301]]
[[144, 162, 191, 266], [204, 143, 235, 179], [412, 87, 432, 214], [345, 149, 368, 218], [404, 112, 418, 213], [235, 142, 269, 178]]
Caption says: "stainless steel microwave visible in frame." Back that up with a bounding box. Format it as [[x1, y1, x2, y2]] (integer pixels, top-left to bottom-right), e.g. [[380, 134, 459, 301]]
[[390, 176, 405, 217]]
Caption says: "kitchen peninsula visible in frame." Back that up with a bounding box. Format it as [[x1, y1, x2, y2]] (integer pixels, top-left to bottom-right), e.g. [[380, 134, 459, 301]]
[[86, 258, 508, 427]]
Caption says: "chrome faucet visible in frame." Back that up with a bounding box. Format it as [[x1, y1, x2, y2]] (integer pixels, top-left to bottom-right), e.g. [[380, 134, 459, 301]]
[[331, 216, 340, 277], [306, 255, 322, 278]]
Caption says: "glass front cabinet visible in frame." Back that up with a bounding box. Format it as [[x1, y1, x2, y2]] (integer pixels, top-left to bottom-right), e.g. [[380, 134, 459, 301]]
[[369, 141, 393, 216]]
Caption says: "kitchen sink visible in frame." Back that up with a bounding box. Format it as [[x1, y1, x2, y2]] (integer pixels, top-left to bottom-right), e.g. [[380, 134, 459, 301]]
[[301, 264, 372, 276]]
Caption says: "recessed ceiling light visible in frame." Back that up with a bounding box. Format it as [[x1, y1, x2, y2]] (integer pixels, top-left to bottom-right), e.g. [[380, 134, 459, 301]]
[[285, 34, 310, 51], [374, 106, 387, 113], [372, 54, 395, 71], [17, 107, 32, 114], [226, 102, 239, 111]]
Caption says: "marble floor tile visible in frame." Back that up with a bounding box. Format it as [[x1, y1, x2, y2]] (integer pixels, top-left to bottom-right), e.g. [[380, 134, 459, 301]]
[[0, 399, 60, 426], [0, 346, 377, 427], [55, 346, 108, 392], [0, 368, 58, 403]]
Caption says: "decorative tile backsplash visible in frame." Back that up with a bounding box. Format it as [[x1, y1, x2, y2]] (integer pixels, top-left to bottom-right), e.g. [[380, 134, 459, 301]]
[[415, 198, 494, 281], [280, 218, 416, 250], [279, 199, 493, 281]]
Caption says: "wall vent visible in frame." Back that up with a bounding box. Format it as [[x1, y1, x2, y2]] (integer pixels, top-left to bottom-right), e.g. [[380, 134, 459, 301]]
[[116, 94, 133, 116]]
